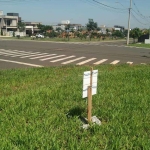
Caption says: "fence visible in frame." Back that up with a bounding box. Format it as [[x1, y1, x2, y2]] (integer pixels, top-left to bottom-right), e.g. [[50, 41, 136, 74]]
[[138, 34, 149, 43]]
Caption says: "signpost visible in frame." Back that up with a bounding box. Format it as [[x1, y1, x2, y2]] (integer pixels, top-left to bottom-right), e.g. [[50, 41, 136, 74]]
[[83, 68, 98, 122]]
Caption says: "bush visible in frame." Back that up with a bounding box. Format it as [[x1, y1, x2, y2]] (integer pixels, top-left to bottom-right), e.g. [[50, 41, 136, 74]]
[[1, 29, 3, 36], [16, 35, 20, 39], [13, 32, 15, 37]]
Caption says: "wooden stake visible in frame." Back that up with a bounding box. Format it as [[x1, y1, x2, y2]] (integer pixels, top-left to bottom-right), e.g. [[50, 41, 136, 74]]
[[88, 86, 92, 122], [87, 67, 93, 122]]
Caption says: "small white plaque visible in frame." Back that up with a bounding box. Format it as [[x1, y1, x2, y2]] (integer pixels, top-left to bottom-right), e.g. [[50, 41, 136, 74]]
[[82, 70, 98, 98]]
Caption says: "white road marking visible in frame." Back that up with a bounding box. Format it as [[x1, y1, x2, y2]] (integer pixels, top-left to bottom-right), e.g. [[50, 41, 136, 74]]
[[11, 50, 33, 53], [0, 49, 25, 56], [0, 51, 10, 55], [127, 61, 133, 64], [20, 53, 48, 58], [0, 59, 43, 67], [0, 51, 26, 57], [61, 57, 86, 64], [40, 55, 65, 61], [0, 49, 40, 57], [0, 49, 33, 54], [106, 44, 115, 46], [110, 60, 120, 65], [30, 54, 57, 59], [50, 56, 75, 62], [116, 45, 125, 47], [11, 52, 41, 57], [76, 58, 97, 65], [93, 59, 108, 65]]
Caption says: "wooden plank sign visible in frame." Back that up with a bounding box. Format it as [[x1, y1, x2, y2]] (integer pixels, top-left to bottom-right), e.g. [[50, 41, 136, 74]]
[[82, 70, 98, 98], [82, 68, 98, 122]]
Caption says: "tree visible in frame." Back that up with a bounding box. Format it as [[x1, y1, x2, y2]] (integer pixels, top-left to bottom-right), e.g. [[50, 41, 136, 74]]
[[65, 24, 70, 41], [112, 30, 124, 39], [17, 22, 25, 32], [37, 24, 45, 33], [123, 29, 128, 37], [13, 31, 15, 37], [86, 19, 98, 31], [130, 28, 142, 43], [37, 24, 53, 34], [86, 19, 98, 41], [142, 29, 149, 35], [56, 27, 63, 33], [106, 28, 111, 38], [97, 27, 101, 31], [48, 30, 58, 38], [97, 33, 102, 41], [106, 28, 109, 34]]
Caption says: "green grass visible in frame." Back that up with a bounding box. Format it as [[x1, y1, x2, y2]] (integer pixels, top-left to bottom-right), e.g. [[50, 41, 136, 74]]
[[129, 43, 150, 49], [0, 36, 125, 43], [0, 65, 150, 149]]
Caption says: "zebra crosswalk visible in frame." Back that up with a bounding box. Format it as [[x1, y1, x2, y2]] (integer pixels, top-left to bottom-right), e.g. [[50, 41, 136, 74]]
[[0, 49, 147, 66]]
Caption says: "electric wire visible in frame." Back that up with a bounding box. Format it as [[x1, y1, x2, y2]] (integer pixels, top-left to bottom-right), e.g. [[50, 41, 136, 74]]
[[131, 12, 147, 26], [131, 0, 150, 26], [92, 0, 127, 10], [81, 0, 128, 13], [0, 0, 50, 5], [132, 0, 150, 19]]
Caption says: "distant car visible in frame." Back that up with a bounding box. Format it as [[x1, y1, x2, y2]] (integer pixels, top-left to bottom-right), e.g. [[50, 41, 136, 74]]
[[36, 34, 44, 38]]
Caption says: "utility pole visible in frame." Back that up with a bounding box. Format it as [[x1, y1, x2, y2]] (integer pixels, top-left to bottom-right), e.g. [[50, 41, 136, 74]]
[[149, 26, 150, 39], [127, 0, 132, 45]]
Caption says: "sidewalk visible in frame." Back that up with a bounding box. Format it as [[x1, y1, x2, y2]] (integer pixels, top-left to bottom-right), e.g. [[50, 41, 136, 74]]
[[0, 36, 11, 38]]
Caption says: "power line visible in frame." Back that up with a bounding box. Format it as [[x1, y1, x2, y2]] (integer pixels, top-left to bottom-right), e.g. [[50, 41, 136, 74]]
[[92, 0, 127, 10], [0, 0, 50, 4], [132, 9, 150, 24], [131, 12, 147, 26], [81, 0, 128, 13], [132, 0, 150, 19]]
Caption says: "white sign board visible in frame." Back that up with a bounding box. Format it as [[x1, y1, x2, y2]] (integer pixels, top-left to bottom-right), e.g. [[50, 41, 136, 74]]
[[82, 70, 98, 98]]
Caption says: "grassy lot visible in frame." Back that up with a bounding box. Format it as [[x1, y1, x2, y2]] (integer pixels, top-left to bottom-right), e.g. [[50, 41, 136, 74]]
[[129, 43, 150, 49], [0, 65, 150, 149], [0, 36, 124, 43]]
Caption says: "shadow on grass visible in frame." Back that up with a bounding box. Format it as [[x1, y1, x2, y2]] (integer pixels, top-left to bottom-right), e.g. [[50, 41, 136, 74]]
[[67, 106, 85, 117], [66, 106, 88, 124]]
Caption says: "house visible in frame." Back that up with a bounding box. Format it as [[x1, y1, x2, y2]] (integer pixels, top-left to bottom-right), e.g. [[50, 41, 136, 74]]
[[99, 25, 113, 34], [114, 25, 125, 32], [52, 20, 82, 31], [24, 22, 41, 35], [0, 11, 21, 36], [52, 24, 66, 31], [69, 24, 82, 31], [0, 11, 42, 36]]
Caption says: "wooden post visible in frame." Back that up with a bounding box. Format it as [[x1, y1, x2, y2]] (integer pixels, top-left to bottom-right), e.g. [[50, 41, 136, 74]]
[[87, 67, 93, 122]]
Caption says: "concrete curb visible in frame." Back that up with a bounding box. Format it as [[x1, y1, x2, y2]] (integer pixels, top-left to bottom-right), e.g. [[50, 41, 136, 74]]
[[0, 37, 126, 44]]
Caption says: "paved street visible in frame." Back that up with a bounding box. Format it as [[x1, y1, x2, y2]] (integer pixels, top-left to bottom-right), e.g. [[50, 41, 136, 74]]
[[0, 39, 149, 69]]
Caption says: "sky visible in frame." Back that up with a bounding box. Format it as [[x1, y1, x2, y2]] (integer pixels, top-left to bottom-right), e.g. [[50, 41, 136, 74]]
[[0, 0, 150, 29]]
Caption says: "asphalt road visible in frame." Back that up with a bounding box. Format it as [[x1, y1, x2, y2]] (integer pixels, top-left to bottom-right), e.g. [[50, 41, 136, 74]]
[[0, 39, 150, 69]]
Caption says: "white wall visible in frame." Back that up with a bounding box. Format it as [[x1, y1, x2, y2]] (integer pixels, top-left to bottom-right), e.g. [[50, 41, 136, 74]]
[[15, 31, 26, 37], [145, 39, 150, 44], [114, 28, 121, 31], [11, 20, 17, 26]]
